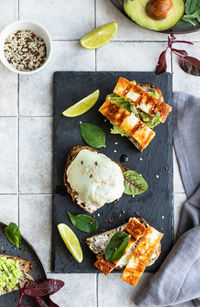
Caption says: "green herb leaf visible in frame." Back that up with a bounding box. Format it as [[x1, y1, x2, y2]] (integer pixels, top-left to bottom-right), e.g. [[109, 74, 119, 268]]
[[67, 212, 98, 233], [80, 122, 106, 148], [148, 90, 160, 99], [185, 0, 200, 15], [139, 111, 160, 129], [105, 231, 131, 262], [123, 170, 148, 195], [4, 222, 22, 248]]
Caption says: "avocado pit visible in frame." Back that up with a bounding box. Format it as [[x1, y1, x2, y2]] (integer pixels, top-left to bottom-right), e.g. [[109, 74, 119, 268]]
[[146, 0, 173, 20]]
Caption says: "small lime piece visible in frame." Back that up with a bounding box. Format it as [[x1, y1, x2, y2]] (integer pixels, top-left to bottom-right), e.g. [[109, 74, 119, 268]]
[[80, 22, 118, 49], [62, 89, 99, 117], [57, 223, 83, 263]]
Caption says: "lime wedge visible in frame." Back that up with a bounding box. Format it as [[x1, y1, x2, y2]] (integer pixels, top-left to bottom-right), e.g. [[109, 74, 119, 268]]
[[62, 89, 99, 117], [80, 22, 118, 49], [57, 223, 83, 263]]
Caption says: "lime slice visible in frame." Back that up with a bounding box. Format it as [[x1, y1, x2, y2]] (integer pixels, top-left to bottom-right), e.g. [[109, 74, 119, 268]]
[[80, 22, 118, 49], [62, 89, 99, 117], [57, 223, 83, 263]]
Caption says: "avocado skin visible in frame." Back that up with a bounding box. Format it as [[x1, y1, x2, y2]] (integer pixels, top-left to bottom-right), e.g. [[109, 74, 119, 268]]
[[123, 0, 185, 32]]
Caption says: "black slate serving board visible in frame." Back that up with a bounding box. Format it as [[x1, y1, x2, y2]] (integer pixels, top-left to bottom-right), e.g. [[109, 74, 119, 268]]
[[52, 71, 173, 273], [0, 222, 46, 306]]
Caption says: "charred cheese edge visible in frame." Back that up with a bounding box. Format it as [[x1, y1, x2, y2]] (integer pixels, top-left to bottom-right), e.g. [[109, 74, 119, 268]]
[[121, 226, 163, 286], [94, 218, 146, 275], [113, 77, 172, 123], [99, 98, 155, 151]]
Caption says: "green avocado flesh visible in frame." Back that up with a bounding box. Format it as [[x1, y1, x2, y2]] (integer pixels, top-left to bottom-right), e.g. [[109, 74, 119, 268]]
[[0, 257, 22, 291], [123, 0, 185, 31]]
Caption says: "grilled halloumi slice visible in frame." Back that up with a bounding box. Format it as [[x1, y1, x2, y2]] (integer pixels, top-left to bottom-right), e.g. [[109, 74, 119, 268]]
[[121, 226, 163, 286], [99, 98, 155, 151], [113, 77, 172, 123], [94, 218, 146, 275]]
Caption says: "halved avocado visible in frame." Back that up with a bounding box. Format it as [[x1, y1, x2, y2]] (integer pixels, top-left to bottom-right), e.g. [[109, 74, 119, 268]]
[[123, 0, 185, 31]]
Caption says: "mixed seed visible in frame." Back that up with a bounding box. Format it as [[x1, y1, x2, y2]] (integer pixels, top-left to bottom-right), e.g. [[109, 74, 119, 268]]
[[4, 30, 47, 71]]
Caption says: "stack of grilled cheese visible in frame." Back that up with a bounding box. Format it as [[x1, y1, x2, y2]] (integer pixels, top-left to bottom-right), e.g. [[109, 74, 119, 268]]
[[99, 77, 172, 151], [86, 217, 163, 286]]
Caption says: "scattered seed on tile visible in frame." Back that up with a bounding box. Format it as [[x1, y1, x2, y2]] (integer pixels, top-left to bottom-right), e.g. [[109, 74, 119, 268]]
[[132, 195, 135, 197], [114, 150, 117, 153], [97, 213, 100, 217], [115, 142, 118, 145], [121, 210, 125, 214], [140, 157, 143, 161], [164, 165, 168, 170], [156, 175, 159, 179], [162, 216, 165, 219]]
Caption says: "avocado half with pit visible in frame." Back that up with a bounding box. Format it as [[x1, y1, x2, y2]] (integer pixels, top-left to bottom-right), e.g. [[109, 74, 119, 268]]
[[123, 0, 185, 31]]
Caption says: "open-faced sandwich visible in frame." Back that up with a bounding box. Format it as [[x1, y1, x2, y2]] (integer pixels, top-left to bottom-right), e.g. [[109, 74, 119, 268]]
[[99, 77, 172, 151], [86, 217, 163, 286], [64, 145, 128, 214], [64, 146, 148, 214], [0, 254, 33, 296]]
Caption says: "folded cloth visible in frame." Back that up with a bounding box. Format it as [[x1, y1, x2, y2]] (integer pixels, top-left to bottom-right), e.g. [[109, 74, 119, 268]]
[[135, 92, 200, 307]]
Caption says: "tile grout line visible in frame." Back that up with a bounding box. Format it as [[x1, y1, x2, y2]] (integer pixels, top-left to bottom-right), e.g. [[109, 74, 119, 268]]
[[52, 39, 200, 43], [17, 0, 20, 228]]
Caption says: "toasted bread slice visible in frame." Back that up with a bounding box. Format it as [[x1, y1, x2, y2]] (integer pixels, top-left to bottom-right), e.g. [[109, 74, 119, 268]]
[[64, 146, 128, 214], [86, 217, 161, 273], [99, 98, 155, 152], [113, 77, 171, 123], [0, 254, 34, 296]]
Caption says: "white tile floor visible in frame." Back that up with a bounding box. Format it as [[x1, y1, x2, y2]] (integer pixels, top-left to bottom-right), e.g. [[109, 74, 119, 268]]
[[0, 0, 199, 306]]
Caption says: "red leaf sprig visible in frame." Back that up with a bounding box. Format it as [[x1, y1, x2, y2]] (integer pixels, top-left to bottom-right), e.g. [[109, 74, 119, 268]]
[[155, 34, 200, 76], [17, 279, 64, 307]]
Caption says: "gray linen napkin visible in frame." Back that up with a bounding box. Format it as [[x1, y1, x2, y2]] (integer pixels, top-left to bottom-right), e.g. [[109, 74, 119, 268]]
[[135, 92, 200, 307]]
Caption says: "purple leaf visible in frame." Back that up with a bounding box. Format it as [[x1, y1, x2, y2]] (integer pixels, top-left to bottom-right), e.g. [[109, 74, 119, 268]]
[[179, 56, 200, 76], [171, 48, 188, 56], [155, 50, 167, 74], [34, 296, 60, 307], [23, 279, 64, 297], [17, 279, 64, 307]]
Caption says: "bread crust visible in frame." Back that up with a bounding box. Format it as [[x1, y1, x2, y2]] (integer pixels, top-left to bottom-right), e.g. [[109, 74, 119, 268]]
[[64, 146, 128, 214]]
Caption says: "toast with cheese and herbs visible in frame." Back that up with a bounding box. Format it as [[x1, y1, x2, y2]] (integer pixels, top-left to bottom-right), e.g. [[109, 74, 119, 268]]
[[86, 217, 163, 285], [64, 146, 128, 214], [0, 254, 34, 296]]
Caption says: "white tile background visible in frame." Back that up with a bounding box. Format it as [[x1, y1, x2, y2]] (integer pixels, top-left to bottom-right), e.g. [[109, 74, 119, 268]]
[[0, 0, 198, 306]]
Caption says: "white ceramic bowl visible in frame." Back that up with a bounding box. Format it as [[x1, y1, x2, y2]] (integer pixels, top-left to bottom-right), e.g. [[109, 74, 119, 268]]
[[0, 20, 52, 74]]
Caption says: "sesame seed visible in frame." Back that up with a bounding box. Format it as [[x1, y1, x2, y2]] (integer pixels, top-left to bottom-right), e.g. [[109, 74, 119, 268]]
[[115, 142, 118, 145], [97, 213, 100, 217], [162, 216, 164, 219], [104, 119, 107, 122], [4, 30, 47, 72], [156, 175, 159, 179], [132, 195, 135, 197], [79, 121, 82, 124], [114, 150, 117, 153], [140, 157, 143, 161]]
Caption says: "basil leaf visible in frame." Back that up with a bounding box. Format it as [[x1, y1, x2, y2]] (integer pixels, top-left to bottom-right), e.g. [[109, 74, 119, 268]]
[[67, 212, 98, 233], [105, 231, 131, 262], [80, 122, 106, 148], [4, 222, 22, 248], [123, 170, 148, 195]]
